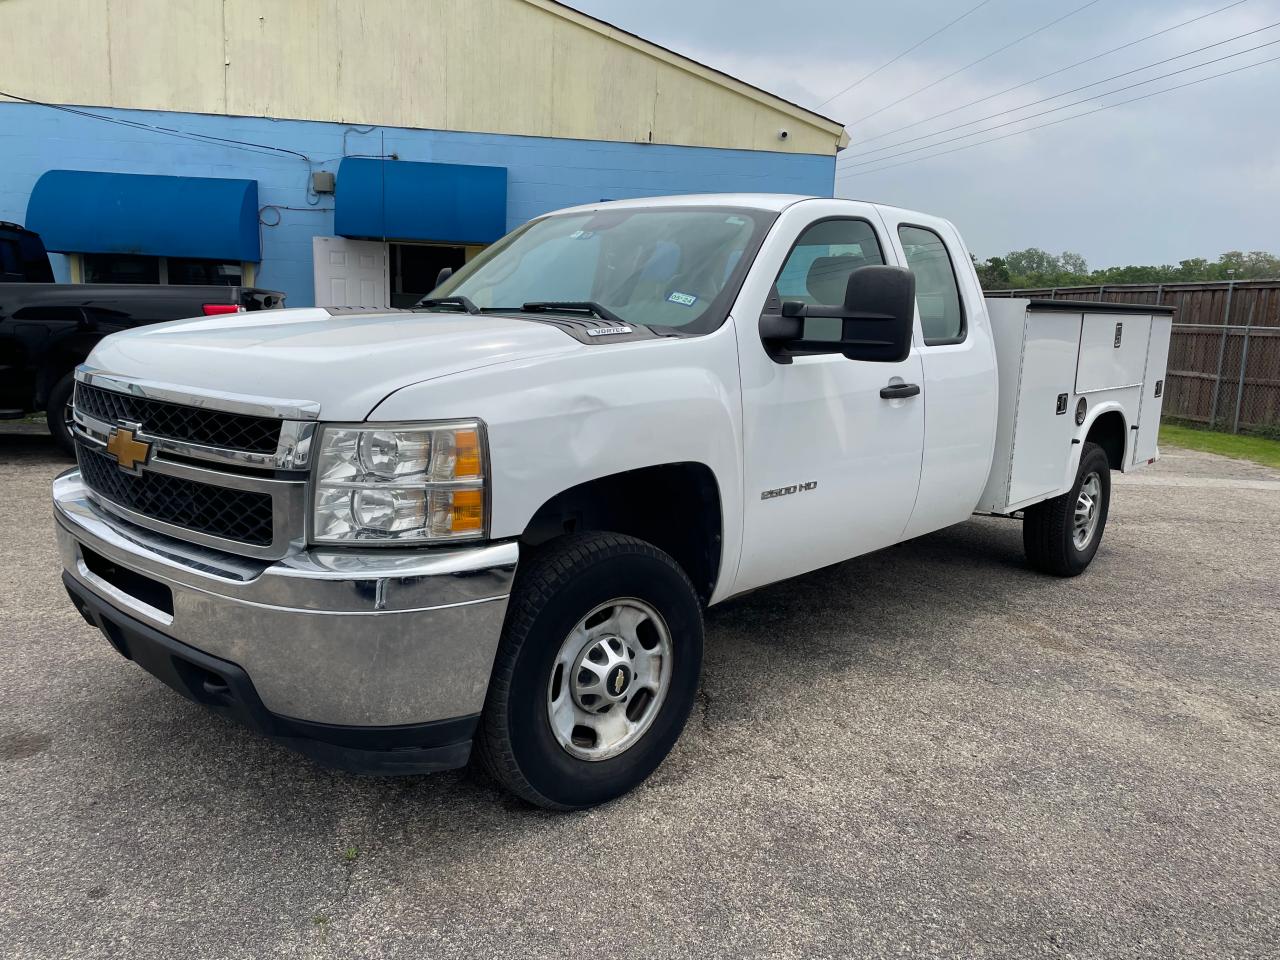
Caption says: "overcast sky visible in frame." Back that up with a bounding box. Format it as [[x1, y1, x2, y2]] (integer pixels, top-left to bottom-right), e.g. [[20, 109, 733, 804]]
[[574, 0, 1279, 269]]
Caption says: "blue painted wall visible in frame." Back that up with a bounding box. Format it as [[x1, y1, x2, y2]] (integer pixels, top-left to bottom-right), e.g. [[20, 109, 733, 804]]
[[0, 103, 836, 306]]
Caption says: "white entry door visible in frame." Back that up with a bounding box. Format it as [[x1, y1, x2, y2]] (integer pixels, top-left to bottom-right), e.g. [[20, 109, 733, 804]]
[[312, 237, 389, 307]]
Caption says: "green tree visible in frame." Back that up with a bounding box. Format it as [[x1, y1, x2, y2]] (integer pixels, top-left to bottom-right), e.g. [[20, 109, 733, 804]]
[[1059, 251, 1089, 276], [975, 248, 1280, 288], [972, 254, 1011, 289], [1004, 248, 1061, 278]]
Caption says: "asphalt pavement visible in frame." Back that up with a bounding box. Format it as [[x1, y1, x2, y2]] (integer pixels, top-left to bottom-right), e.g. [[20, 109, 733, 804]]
[[1, 424, 1277, 959]]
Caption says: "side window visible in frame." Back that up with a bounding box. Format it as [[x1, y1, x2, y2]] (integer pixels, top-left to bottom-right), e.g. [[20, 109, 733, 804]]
[[0, 239, 20, 279], [898, 225, 965, 344], [82, 253, 160, 284], [775, 219, 885, 342], [775, 219, 885, 305]]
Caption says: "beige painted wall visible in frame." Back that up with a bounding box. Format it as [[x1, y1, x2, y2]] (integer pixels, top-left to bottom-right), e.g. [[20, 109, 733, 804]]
[[0, 0, 846, 155]]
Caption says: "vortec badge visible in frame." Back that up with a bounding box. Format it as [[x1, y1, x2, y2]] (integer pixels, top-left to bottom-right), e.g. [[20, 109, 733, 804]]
[[105, 427, 152, 474], [586, 326, 633, 337]]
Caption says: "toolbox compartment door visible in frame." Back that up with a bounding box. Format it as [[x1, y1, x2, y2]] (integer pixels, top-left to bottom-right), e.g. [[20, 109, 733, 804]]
[[1131, 315, 1173, 465], [1076, 313, 1150, 394], [1006, 310, 1082, 507]]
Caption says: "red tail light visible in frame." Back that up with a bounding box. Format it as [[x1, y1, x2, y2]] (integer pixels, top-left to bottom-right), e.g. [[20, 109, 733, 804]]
[[202, 303, 242, 316]]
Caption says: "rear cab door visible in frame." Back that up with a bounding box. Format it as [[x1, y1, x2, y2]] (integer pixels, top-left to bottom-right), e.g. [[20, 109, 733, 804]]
[[729, 199, 927, 595]]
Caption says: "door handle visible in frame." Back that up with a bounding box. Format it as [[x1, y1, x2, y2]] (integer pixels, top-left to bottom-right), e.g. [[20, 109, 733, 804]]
[[880, 383, 921, 400]]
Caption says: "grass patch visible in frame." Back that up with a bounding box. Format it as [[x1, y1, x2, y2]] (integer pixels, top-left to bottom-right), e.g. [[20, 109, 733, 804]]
[[1159, 422, 1280, 469]]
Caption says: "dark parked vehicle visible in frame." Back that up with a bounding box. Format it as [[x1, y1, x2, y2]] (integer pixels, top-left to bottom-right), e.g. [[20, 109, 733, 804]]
[[0, 222, 283, 452]]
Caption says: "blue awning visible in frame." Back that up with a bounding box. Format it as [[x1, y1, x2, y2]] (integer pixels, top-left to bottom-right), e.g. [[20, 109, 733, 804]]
[[25, 170, 260, 262], [335, 158, 506, 244]]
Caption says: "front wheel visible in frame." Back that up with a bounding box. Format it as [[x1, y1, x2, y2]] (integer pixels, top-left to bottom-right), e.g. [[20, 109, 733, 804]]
[[475, 533, 703, 810], [45, 372, 77, 457], [1023, 441, 1111, 577]]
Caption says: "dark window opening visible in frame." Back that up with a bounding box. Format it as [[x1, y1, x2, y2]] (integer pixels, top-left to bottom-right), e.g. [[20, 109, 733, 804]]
[[83, 254, 160, 285], [81, 254, 243, 286], [392, 243, 467, 308], [167, 258, 242, 286]]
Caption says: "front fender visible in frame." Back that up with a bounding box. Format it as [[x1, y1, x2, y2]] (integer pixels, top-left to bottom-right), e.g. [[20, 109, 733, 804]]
[[366, 326, 745, 598]]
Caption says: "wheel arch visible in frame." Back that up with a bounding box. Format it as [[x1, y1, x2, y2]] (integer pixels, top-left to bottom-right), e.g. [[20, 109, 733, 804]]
[[1057, 402, 1129, 496], [36, 346, 89, 408], [519, 461, 724, 604], [1083, 407, 1128, 470]]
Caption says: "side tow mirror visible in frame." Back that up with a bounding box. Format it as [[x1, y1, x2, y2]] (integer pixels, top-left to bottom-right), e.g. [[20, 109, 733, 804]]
[[759, 265, 916, 363], [434, 266, 454, 289]]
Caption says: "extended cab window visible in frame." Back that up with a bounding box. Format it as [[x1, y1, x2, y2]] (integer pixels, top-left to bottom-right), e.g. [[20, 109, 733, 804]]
[[898, 225, 965, 344]]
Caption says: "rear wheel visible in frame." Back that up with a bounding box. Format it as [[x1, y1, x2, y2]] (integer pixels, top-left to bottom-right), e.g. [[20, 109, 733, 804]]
[[1023, 441, 1111, 577], [475, 532, 703, 810], [45, 372, 76, 457]]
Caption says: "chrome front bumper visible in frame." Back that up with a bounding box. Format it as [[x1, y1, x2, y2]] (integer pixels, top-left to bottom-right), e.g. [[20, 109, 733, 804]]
[[54, 469, 518, 727]]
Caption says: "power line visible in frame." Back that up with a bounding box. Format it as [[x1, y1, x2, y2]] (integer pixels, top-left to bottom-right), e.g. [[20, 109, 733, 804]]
[[851, 0, 1250, 148], [851, 0, 1104, 125], [816, 0, 996, 109], [835, 53, 1280, 181], [839, 18, 1280, 163], [0, 89, 313, 162], [837, 35, 1280, 171]]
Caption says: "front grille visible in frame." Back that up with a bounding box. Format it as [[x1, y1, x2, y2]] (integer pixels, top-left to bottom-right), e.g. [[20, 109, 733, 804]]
[[79, 445, 274, 546], [76, 383, 281, 454]]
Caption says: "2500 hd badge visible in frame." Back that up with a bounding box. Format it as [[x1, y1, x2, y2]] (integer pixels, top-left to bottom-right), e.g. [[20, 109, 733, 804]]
[[761, 481, 819, 500]]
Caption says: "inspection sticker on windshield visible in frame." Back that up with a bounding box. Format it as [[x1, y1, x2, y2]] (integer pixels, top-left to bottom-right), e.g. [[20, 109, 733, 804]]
[[667, 291, 698, 307]]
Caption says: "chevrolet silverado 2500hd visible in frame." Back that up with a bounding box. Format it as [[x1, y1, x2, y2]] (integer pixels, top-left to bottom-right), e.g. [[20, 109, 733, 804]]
[[53, 195, 1173, 809]]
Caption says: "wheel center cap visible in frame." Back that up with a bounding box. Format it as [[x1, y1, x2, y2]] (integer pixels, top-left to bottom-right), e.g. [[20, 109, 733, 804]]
[[607, 664, 632, 698]]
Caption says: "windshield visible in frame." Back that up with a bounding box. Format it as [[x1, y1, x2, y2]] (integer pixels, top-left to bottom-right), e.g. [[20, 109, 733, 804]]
[[429, 206, 776, 334]]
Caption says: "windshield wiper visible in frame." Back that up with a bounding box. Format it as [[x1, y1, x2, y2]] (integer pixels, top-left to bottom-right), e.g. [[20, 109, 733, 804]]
[[416, 295, 480, 315], [519, 301, 627, 326]]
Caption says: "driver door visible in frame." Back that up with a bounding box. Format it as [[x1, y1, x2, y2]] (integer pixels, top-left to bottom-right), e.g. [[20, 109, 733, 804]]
[[731, 204, 925, 594]]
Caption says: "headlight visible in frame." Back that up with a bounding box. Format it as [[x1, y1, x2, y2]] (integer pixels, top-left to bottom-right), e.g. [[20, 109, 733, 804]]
[[312, 421, 487, 543]]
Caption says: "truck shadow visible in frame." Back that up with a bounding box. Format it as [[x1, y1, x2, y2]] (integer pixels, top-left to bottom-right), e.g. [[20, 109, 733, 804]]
[[79, 513, 1059, 848]]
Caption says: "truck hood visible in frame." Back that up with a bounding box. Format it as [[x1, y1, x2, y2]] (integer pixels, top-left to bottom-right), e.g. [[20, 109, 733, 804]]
[[86, 308, 581, 420]]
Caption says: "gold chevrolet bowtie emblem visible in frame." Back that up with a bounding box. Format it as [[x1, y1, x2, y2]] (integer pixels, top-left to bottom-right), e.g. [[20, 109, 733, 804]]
[[105, 427, 152, 473], [613, 669, 625, 695]]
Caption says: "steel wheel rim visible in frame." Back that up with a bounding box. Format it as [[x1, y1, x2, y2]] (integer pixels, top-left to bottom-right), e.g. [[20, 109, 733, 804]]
[[546, 597, 673, 762], [1074, 472, 1102, 550]]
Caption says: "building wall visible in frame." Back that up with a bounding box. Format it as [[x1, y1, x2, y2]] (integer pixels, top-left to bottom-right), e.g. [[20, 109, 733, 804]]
[[0, 0, 846, 156], [0, 102, 837, 306]]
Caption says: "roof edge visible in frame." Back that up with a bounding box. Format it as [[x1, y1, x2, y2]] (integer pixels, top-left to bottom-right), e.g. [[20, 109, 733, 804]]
[[525, 0, 848, 142]]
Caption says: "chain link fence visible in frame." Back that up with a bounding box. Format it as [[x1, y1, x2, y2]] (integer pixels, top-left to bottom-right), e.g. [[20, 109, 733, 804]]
[[987, 280, 1280, 435]]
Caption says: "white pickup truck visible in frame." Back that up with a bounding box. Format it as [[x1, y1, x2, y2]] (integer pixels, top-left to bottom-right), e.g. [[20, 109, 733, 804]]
[[54, 194, 1172, 809]]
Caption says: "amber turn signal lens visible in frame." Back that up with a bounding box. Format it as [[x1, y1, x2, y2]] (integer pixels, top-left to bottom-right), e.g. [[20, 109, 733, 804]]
[[450, 488, 484, 532], [454, 429, 482, 479]]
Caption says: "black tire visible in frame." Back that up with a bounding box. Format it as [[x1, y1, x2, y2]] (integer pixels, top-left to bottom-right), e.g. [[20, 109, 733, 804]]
[[44, 372, 77, 457], [475, 532, 704, 810], [1023, 441, 1111, 577]]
